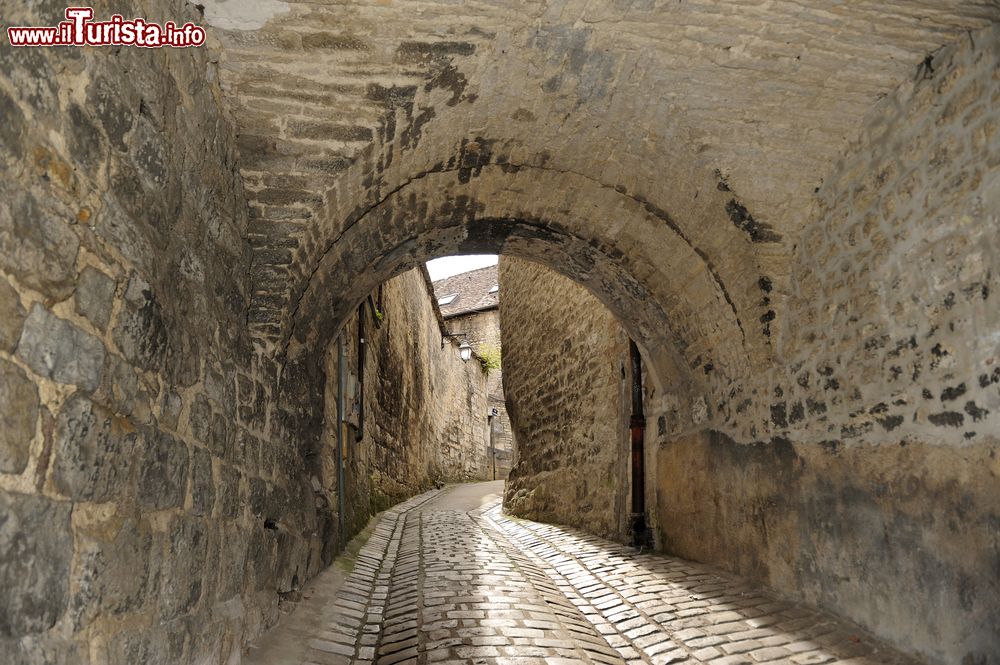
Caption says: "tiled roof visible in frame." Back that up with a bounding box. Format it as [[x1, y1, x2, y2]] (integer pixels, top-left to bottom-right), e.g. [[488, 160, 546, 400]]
[[431, 265, 500, 318]]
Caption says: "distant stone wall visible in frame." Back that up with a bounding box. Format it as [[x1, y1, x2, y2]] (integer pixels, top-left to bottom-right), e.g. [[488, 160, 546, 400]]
[[444, 308, 514, 478], [322, 269, 492, 537], [499, 257, 632, 542]]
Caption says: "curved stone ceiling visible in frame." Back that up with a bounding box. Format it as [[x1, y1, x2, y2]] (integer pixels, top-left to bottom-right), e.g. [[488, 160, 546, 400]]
[[201, 0, 999, 375]]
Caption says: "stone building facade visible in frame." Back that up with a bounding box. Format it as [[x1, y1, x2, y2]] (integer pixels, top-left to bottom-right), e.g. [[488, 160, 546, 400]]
[[432, 265, 513, 479]]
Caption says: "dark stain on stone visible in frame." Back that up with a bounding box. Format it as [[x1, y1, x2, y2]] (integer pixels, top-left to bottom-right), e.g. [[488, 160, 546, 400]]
[[455, 137, 494, 184], [400, 107, 435, 152], [789, 401, 805, 424], [758, 276, 772, 293], [870, 402, 889, 414], [922, 388, 934, 399], [819, 440, 841, 454], [395, 41, 476, 64], [725, 199, 781, 243], [978, 368, 1000, 388], [878, 414, 904, 431], [841, 422, 873, 439], [887, 335, 917, 358], [770, 402, 788, 428], [824, 377, 840, 391], [511, 108, 535, 122], [703, 362, 713, 374], [714, 168, 731, 192], [964, 401, 988, 422], [940, 383, 966, 401], [425, 62, 471, 106], [929, 411, 964, 427], [806, 398, 826, 415], [931, 343, 948, 357]]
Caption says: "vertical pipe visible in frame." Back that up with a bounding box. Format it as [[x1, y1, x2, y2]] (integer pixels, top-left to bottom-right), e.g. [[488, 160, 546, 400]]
[[489, 416, 497, 480], [356, 304, 366, 442], [336, 335, 346, 546], [629, 340, 648, 547]]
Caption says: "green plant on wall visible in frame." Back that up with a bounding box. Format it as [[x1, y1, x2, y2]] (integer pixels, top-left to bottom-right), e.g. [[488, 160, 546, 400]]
[[478, 343, 502, 375]]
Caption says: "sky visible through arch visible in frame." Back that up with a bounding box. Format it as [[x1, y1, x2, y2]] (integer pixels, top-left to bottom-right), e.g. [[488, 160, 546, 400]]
[[426, 255, 498, 281]]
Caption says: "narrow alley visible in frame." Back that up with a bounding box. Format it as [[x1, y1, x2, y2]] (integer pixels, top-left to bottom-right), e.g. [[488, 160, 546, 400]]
[[1, 3, 998, 665], [247, 482, 916, 665]]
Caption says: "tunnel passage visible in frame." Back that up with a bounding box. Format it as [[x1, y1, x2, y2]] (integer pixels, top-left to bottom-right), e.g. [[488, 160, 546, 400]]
[[0, 2, 998, 665]]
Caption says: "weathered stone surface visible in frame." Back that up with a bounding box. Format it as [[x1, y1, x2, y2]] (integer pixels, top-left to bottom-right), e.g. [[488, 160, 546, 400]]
[[216, 463, 240, 519], [72, 517, 155, 625], [0, 86, 26, 168], [74, 267, 116, 332], [0, 491, 73, 637], [0, 277, 26, 353], [501, 257, 632, 541], [0, 188, 79, 300], [137, 429, 189, 510], [0, 634, 89, 665], [159, 516, 207, 620], [16, 305, 105, 391], [189, 447, 215, 516], [0, 358, 39, 474], [112, 274, 168, 372], [51, 393, 137, 502]]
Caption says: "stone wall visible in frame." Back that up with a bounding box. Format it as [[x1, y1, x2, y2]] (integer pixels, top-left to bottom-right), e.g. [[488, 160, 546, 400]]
[[0, 2, 323, 662], [500, 257, 632, 543], [656, 28, 1000, 665], [0, 4, 491, 663], [498, 29, 1000, 665], [444, 308, 514, 478], [320, 268, 492, 538]]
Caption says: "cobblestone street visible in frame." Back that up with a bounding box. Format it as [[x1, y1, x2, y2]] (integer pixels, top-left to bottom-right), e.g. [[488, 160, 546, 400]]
[[248, 483, 918, 665]]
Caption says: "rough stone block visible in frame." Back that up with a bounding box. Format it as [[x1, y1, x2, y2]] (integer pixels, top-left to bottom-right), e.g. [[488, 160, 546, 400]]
[[74, 267, 116, 332], [51, 393, 137, 502], [0, 277, 25, 353], [159, 517, 207, 620], [73, 517, 155, 625], [216, 463, 241, 519], [137, 429, 189, 510], [189, 446, 215, 516], [112, 274, 168, 372], [0, 86, 26, 168], [0, 188, 80, 300], [16, 305, 105, 391], [0, 358, 39, 474], [0, 491, 73, 637]]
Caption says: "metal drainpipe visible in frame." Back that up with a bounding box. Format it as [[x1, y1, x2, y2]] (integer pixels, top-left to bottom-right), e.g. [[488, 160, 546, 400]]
[[629, 340, 649, 548], [336, 334, 346, 546], [356, 303, 365, 442]]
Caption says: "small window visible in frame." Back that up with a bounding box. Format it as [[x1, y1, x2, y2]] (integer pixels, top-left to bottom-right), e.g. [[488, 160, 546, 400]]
[[438, 294, 457, 305], [489, 284, 499, 294]]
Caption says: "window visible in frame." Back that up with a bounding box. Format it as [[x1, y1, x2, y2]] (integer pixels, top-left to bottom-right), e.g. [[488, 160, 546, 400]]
[[438, 294, 457, 305], [489, 284, 499, 294]]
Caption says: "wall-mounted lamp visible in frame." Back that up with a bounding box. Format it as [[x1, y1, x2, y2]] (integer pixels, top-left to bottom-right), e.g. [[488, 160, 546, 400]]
[[459, 341, 473, 362]]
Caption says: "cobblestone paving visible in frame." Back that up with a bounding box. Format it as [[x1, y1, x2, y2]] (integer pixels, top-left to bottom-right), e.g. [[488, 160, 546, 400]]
[[253, 484, 920, 665]]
